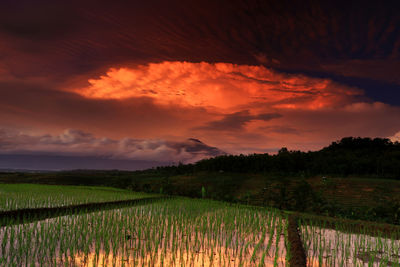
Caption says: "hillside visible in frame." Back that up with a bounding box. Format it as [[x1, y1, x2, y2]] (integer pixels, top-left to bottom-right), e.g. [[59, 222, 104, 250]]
[[1, 137, 399, 225]]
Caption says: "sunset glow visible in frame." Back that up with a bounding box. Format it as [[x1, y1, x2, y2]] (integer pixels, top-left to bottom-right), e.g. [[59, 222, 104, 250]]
[[1, 3, 400, 267], [77, 62, 364, 111], [0, 0, 399, 168]]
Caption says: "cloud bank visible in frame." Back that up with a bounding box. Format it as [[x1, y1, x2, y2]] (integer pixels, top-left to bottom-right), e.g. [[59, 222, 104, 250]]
[[0, 129, 224, 164]]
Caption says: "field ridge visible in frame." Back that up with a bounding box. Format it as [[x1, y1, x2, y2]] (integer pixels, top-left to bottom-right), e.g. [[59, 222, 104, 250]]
[[287, 213, 307, 267], [0, 196, 170, 226]]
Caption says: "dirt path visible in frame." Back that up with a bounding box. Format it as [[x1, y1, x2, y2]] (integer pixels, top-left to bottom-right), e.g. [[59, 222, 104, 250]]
[[287, 213, 307, 267]]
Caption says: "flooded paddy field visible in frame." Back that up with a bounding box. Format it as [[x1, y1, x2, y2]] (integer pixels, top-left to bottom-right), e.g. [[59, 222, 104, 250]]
[[299, 218, 400, 266], [0, 198, 288, 266], [2, 184, 399, 266]]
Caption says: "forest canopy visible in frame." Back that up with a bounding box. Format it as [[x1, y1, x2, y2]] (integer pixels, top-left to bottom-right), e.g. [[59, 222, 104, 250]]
[[151, 137, 400, 178]]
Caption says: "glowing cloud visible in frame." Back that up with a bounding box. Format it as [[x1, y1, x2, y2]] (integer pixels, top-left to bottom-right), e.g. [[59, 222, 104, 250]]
[[2, 61, 399, 157], [77, 61, 364, 111], [390, 132, 400, 142]]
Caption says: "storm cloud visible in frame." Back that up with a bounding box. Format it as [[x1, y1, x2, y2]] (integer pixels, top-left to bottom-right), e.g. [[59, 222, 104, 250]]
[[1, 1, 400, 87], [0, 1, 399, 168]]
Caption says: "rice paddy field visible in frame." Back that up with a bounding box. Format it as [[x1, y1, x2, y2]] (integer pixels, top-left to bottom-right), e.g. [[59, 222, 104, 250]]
[[0, 184, 156, 211], [0, 197, 289, 266], [0, 183, 399, 266], [299, 217, 400, 267]]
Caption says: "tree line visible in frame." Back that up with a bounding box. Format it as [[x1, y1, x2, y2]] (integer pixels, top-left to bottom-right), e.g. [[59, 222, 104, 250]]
[[146, 137, 400, 179]]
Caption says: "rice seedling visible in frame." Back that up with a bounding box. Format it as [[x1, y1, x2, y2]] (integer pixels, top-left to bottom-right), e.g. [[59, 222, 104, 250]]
[[299, 217, 400, 266], [0, 184, 156, 211], [0, 198, 288, 266]]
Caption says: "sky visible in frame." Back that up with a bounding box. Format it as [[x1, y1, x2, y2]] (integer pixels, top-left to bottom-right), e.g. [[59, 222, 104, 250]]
[[0, 0, 400, 170]]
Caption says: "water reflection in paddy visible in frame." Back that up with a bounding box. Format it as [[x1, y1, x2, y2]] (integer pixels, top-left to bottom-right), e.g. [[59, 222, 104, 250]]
[[0, 198, 288, 266]]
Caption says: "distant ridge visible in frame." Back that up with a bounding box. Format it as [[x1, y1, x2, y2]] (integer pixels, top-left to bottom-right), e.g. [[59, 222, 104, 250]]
[[0, 154, 172, 171]]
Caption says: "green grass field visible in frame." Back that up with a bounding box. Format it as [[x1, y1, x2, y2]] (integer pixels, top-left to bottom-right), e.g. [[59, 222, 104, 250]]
[[1, 171, 399, 208], [1, 170, 400, 225], [0, 184, 157, 211]]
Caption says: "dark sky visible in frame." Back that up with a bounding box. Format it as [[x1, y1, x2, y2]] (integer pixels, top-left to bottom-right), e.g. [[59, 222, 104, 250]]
[[0, 0, 399, 169]]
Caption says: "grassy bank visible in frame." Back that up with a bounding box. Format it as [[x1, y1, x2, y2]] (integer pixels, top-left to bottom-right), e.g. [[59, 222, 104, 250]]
[[1, 171, 399, 225]]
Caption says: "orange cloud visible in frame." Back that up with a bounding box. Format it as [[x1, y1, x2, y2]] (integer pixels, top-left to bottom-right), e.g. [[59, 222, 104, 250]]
[[67, 61, 400, 155], [76, 61, 364, 112], [390, 132, 400, 142], [2, 61, 399, 157]]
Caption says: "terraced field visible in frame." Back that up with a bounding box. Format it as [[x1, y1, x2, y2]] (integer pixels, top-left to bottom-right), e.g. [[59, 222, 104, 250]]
[[307, 177, 400, 209], [0, 184, 399, 266]]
